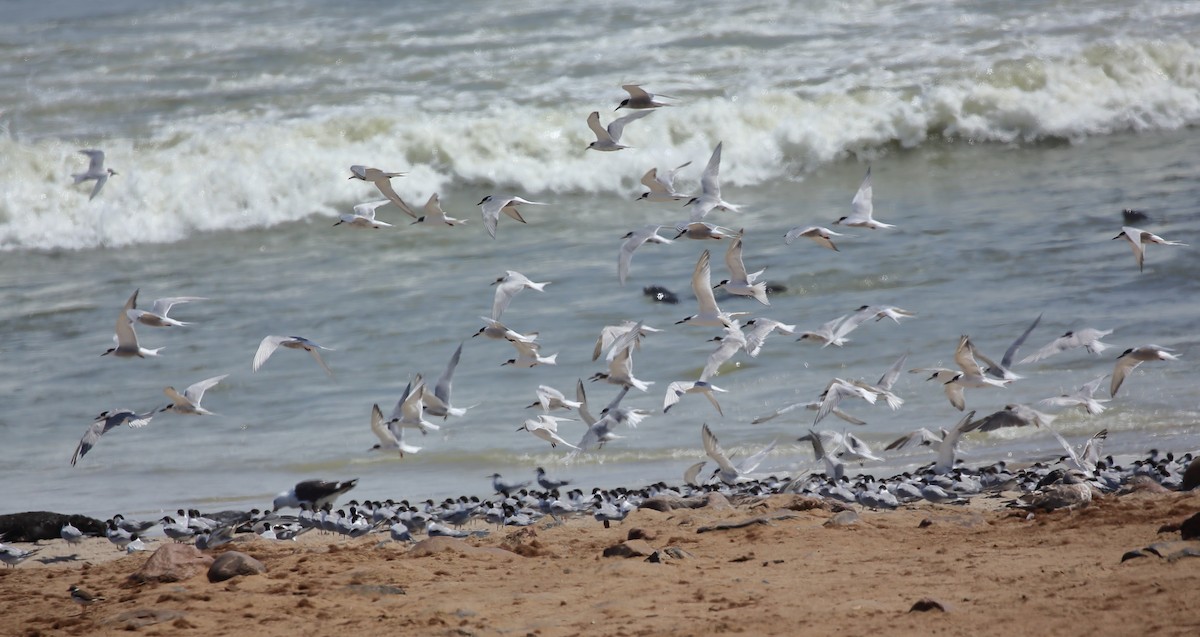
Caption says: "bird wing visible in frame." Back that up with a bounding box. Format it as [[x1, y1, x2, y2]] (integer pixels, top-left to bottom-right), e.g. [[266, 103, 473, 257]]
[[149, 296, 206, 318], [586, 111, 611, 143], [876, 352, 909, 390], [352, 199, 391, 221], [724, 235, 750, 281], [662, 381, 689, 413], [691, 250, 721, 314], [433, 343, 463, 405], [607, 110, 652, 143], [81, 149, 105, 172], [701, 423, 739, 476], [1001, 313, 1042, 367], [622, 84, 652, 100], [371, 179, 418, 218], [850, 166, 873, 220], [370, 403, 399, 448], [253, 335, 287, 372], [700, 142, 723, 199], [89, 173, 109, 200], [183, 374, 227, 403], [71, 420, 107, 466]]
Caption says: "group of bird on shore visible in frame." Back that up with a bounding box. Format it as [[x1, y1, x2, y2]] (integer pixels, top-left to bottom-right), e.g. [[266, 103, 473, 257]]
[[59, 84, 1192, 552]]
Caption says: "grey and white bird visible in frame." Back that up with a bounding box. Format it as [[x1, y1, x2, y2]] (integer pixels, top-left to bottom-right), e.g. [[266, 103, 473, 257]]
[[0, 546, 40, 568], [636, 161, 692, 202], [834, 166, 894, 229], [1020, 327, 1114, 365], [1036, 375, 1110, 416], [663, 376, 728, 417], [615, 84, 675, 110], [477, 195, 547, 239], [684, 141, 740, 218], [272, 478, 358, 511], [160, 374, 227, 416], [71, 408, 155, 466], [971, 403, 1055, 432], [795, 312, 867, 348], [60, 522, 84, 545], [813, 378, 878, 425], [411, 193, 467, 226], [1050, 428, 1108, 474], [618, 225, 674, 285], [369, 403, 422, 456], [585, 110, 652, 151], [500, 338, 557, 368], [518, 414, 579, 449], [848, 352, 908, 410], [742, 318, 796, 357], [473, 317, 539, 343], [975, 313, 1041, 380], [1112, 226, 1187, 272], [591, 320, 659, 362], [491, 270, 550, 321], [701, 423, 776, 484], [715, 234, 769, 305], [252, 335, 335, 378], [333, 199, 394, 228], [388, 377, 441, 435], [673, 220, 739, 241], [348, 165, 418, 218], [590, 339, 652, 391], [784, 225, 845, 251], [72, 149, 117, 200], [421, 343, 472, 419], [124, 289, 207, 328], [676, 250, 745, 328], [103, 290, 163, 358], [528, 384, 583, 412], [1110, 345, 1179, 397]]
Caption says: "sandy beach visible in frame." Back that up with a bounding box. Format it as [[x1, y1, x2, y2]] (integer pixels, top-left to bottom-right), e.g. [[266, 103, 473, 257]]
[[4, 488, 1199, 637]]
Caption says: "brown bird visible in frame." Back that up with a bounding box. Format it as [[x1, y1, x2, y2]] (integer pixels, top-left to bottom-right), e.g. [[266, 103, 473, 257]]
[[69, 585, 105, 613]]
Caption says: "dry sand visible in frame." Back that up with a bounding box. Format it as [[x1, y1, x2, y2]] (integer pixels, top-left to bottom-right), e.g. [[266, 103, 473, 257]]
[[3, 489, 1199, 637]]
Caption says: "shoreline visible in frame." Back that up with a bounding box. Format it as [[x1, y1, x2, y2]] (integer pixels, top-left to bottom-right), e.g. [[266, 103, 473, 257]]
[[2, 487, 1198, 636]]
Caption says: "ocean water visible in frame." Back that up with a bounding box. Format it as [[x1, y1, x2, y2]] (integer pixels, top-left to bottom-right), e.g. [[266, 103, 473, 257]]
[[2, 0, 1200, 519]]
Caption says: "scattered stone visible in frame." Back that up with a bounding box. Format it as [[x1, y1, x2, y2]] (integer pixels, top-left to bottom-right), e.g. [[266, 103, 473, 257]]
[[408, 537, 518, 560], [1120, 541, 1200, 563], [344, 584, 406, 596], [101, 609, 186, 629], [638, 495, 706, 512], [824, 510, 859, 527], [781, 495, 831, 512], [602, 540, 656, 558], [627, 528, 657, 541], [1180, 512, 1200, 540], [129, 544, 214, 584], [909, 598, 948, 613], [207, 551, 267, 583], [696, 511, 796, 534], [663, 546, 693, 560], [703, 492, 735, 511], [1182, 456, 1200, 491], [1120, 549, 1150, 562], [0, 512, 105, 542]]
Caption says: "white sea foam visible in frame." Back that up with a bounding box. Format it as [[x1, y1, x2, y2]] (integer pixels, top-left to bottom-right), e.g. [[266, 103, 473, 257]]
[[4, 37, 1200, 251]]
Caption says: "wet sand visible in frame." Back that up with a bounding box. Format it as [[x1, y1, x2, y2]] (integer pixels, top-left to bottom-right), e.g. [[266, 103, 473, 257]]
[[3, 489, 1199, 636]]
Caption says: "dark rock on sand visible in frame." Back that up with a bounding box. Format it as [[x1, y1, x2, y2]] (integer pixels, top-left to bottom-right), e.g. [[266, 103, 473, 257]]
[[603, 539, 656, 558], [1181, 456, 1200, 491], [1180, 512, 1200, 540], [910, 598, 948, 613], [207, 551, 267, 583], [0, 511, 105, 542]]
